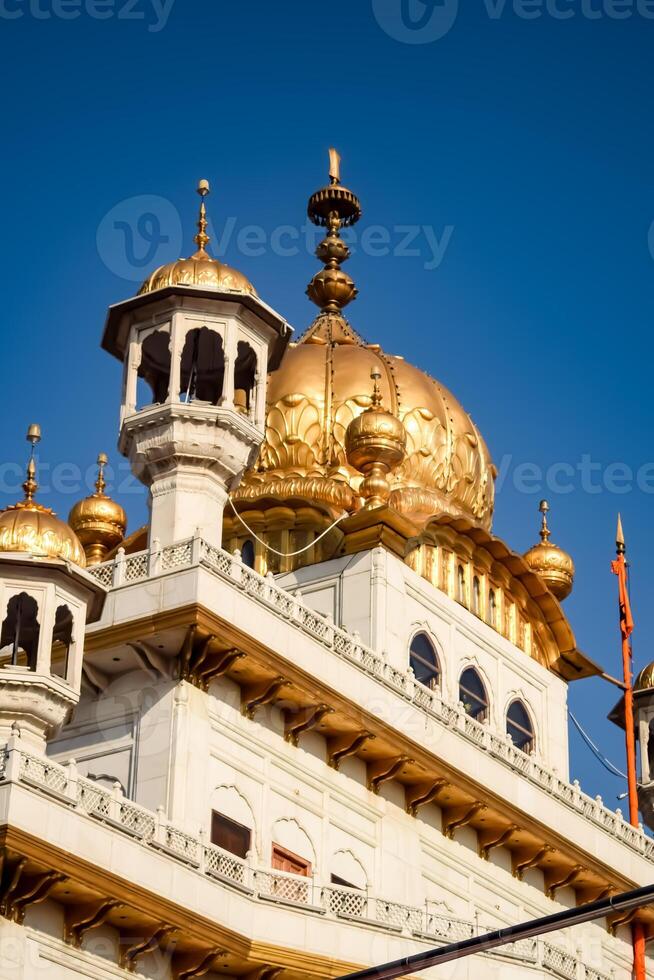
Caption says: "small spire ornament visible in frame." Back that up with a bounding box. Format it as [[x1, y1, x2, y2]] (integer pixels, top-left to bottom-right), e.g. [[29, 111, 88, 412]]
[[193, 178, 211, 255], [307, 148, 362, 315]]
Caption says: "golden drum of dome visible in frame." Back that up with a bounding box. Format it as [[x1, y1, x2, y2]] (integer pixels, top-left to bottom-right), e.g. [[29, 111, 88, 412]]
[[138, 253, 256, 297], [236, 313, 496, 529], [0, 502, 86, 568]]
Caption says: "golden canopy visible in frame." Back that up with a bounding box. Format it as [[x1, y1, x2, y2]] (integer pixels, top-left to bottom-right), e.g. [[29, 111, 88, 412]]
[[235, 311, 496, 530]]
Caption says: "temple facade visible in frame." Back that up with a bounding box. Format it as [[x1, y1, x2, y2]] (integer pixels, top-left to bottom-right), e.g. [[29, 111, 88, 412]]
[[0, 156, 650, 980]]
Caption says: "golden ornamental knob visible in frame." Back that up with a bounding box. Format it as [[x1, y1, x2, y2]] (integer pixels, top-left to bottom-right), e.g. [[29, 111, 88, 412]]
[[523, 500, 575, 601], [345, 370, 407, 510]]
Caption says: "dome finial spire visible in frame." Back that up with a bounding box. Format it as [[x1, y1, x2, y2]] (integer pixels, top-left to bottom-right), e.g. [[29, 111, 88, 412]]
[[193, 178, 211, 256], [539, 499, 551, 543], [95, 452, 108, 495], [23, 423, 42, 503], [307, 148, 362, 315]]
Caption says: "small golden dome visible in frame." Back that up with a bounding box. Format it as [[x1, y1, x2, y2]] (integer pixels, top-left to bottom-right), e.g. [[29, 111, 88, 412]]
[[0, 431, 86, 568], [524, 500, 574, 601], [138, 179, 256, 298], [634, 662, 654, 693], [68, 454, 127, 565]]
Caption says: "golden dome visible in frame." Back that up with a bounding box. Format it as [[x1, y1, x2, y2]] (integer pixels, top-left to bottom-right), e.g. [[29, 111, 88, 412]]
[[138, 180, 256, 298], [523, 500, 574, 601], [0, 440, 86, 568], [634, 662, 654, 693], [236, 311, 496, 528], [235, 151, 495, 529], [68, 454, 127, 565]]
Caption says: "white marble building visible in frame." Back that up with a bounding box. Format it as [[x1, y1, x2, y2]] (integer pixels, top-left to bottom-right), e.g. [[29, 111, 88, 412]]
[[0, 162, 650, 980]]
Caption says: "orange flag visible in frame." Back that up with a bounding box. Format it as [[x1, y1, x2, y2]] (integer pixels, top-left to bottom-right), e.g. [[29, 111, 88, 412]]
[[611, 556, 634, 641]]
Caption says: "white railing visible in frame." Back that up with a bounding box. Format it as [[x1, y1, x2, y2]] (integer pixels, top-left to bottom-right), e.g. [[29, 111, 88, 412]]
[[86, 538, 654, 867], [0, 740, 627, 980]]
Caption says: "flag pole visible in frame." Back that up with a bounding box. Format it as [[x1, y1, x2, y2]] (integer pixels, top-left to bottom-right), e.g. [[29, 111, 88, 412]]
[[612, 515, 647, 978]]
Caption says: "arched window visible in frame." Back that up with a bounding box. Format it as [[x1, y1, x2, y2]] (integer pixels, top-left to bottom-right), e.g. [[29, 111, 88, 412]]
[[409, 632, 440, 690], [457, 565, 466, 605], [472, 576, 481, 616], [51, 604, 74, 680], [488, 589, 497, 628], [459, 667, 488, 723], [0, 593, 40, 670], [241, 539, 255, 569], [506, 700, 535, 754], [180, 327, 224, 404], [138, 329, 171, 407], [234, 341, 257, 416]]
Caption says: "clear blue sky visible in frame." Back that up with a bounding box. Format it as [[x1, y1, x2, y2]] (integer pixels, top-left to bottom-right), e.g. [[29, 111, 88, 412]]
[[1, 0, 653, 810]]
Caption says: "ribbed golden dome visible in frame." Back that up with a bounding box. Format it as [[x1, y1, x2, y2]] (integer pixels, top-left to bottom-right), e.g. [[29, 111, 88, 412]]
[[524, 500, 574, 601], [68, 454, 127, 565], [0, 454, 86, 568], [138, 179, 256, 297], [139, 253, 256, 297], [634, 662, 654, 693], [236, 312, 496, 529]]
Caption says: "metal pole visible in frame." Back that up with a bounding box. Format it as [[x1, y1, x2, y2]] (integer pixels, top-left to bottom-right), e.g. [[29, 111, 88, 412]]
[[614, 519, 647, 980], [336, 882, 654, 980]]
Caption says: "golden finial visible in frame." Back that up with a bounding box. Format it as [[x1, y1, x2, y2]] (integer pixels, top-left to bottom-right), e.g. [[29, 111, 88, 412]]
[[23, 423, 42, 503], [523, 499, 575, 601], [193, 178, 211, 255], [616, 513, 626, 555], [95, 452, 109, 495], [307, 148, 362, 315], [539, 499, 551, 543]]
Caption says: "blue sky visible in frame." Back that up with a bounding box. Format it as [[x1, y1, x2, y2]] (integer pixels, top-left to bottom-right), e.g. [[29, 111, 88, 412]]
[[1, 0, 653, 809]]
